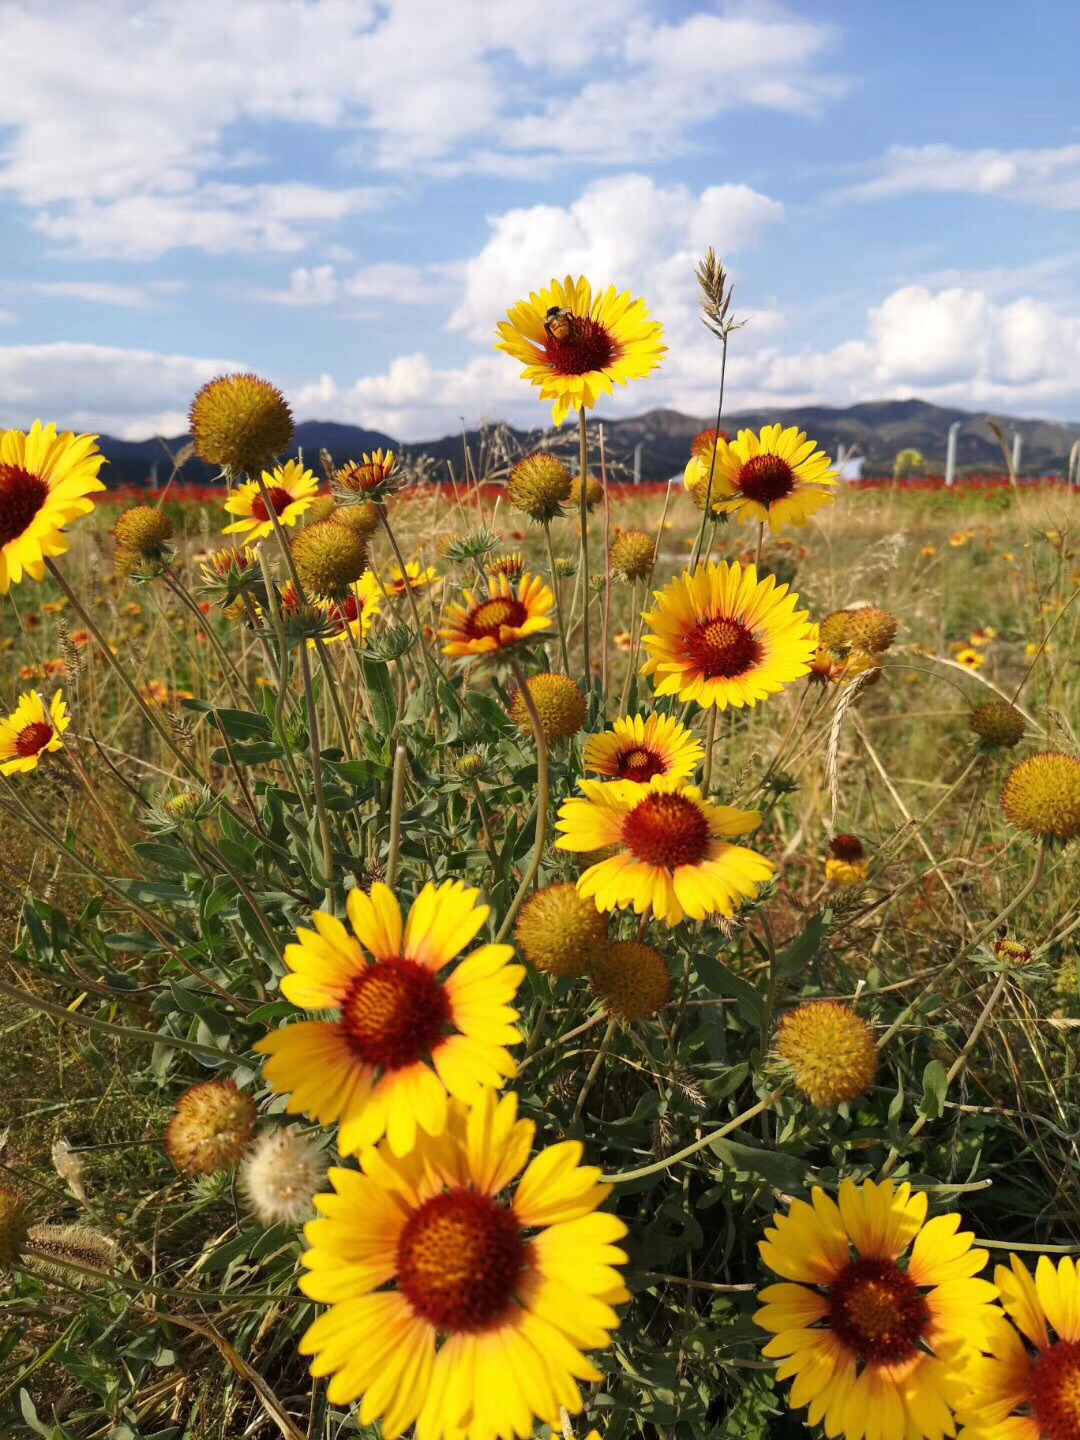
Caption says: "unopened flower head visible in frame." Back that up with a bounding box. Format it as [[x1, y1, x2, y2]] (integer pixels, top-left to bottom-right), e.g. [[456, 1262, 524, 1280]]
[[507, 453, 572, 523], [515, 882, 608, 977], [1001, 752, 1080, 843], [113, 505, 174, 567], [441, 529, 499, 564], [0, 1185, 30, 1269], [290, 520, 368, 599], [970, 699, 1026, 750], [487, 550, 526, 580], [610, 528, 655, 581], [590, 941, 671, 1021], [775, 1001, 878, 1107], [240, 1127, 326, 1227], [570, 473, 604, 512], [510, 672, 587, 744], [165, 1079, 257, 1176], [845, 605, 899, 654], [189, 373, 293, 476], [994, 936, 1034, 967], [331, 500, 380, 538], [333, 449, 399, 503]]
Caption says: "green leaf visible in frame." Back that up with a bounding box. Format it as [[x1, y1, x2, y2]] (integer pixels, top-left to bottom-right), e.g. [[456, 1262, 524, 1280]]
[[773, 911, 829, 980], [707, 1137, 809, 1190], [362, 657, 397, 734], [918, 1059, 949, 1119], [694, 952, 764, 1026]]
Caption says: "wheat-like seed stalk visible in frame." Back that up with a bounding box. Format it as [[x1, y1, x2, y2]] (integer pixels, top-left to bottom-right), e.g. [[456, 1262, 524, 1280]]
[[695, 247, 745, 341], [827, 671, 874, 824]]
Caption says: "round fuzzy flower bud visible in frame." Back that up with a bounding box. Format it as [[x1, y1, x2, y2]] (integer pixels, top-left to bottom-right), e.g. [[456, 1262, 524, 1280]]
[[515, 882, 607, 978], [240, 1128, 326, 1227], [775, 1001, 878, 1107], [290, 521, 368, 599], [332, 500, 380, 538], [507, 453, 572, 523], [164, 1079, 257, 1176], [189, 373, 293, 475], [590, 941, 671, 1021], [690, 427, 729, 458], [845, 605, 898, 654], [0, 1185, 29, 1269], [113, 506, 174, 562], [610, 528, 655, 581], [305, 495, 336, 524], [818, 609, 856, 656], [570, 474, 604, 512], [163, 791, 202, 821], [510, 672, 587, 744], [994, 936, 1034, 967], [455, 750, 487, 780], [970, 699, 1026, 750], [1001, 752, 1080, 842]]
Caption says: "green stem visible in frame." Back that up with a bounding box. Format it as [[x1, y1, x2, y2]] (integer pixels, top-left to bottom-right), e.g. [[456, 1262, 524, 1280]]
[[298, 640, 335, 908], [495, 658, 550, 942], [163, 569, 256, 709], [569, 1017, 617, 1130], [604, 1089, 782, 1184], [689, 333, 728, 572], [702, 706, 717, 793], [378, 509, 443, 743], [387, 743, 406, 887], [543, 521, 571, 674], [577, 408, 592, 690]]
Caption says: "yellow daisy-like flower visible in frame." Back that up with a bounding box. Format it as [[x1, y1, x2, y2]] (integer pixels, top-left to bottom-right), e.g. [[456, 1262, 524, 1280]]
[[254, 882, 524, 1157], [959, 1255, 1080, 1440], [496, 275, 666, 427], [0, 689, 70, 775], [382, 561, 440, 597], [555, 775, 774, 927], [757, 1179, 999, 1440], [0, 423, 106, 593], [582, 712, 703, 784], [955, 648, 985, 671], [684, 424, 837, 532], [299, 1088, 629, 1438], [640, 561, 816, 710], [319, 571, 382, 646], [439, 572, 553, 659], [222, 459, 320, 544]]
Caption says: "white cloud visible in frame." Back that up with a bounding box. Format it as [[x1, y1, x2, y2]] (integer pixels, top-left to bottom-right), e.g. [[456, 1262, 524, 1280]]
[[12, 280, 182, 309], [838, 144, 1080, 209], [267, 261, 454, 307]]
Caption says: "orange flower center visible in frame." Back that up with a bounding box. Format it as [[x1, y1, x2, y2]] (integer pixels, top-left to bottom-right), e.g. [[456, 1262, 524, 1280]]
[[685, 615, 762, 679], [340, 461, 387, 493], [342, 958, 451, 1071], [14, 720, 54, 757], [1029, 1340, 1080, 1440], [828, 1258, 930, 1366], [250, 485, 295, 521], [543, 316, 618, 376], [622, 792, 710, 869], [397, 1189, 526, 1333], [617, 746, 666, 781], [737, 454, 796, 504], [0, 464, 49, 547], [467, 596, 527, 639]]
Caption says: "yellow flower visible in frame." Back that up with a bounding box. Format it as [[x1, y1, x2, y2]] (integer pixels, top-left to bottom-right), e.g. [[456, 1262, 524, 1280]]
[[756, 1179, 999, 1440], [958, 1254, 1080, 1440], [825, 833, 870, 888], [497, 275, 665, 426], [319, 571, 382, 646], [1025, 641, 1054, 659], [334, 449, 399, 502], [955, 648, 985, 671], [555, 775, 774, 927], [949, 531, 972, 548], [969, 627, 997, 646], [582, 712, 703, 784], [775, 1001, 877, 1106], [685, 424, 837, 532], [509, 672, 587, 744], [440, 572, 553, 659], [254, 882, 524, 1157], [382, 561, 440, 597], [1001, 752, 1080, 843], [189, 373, 293, 475], [921, 545, 937, 558], [0, 423, 106, 592], [486, 550, 526, 581], [640, 561, 816, 710], [222, 459, 320, 544], [298, 1088, 629, 1436], [0, 689, 69, 775]]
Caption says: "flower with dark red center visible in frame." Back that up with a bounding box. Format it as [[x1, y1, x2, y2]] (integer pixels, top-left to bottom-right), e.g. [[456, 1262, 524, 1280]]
[[298, 1089, 629, 1434], [0, 423, 106, 594], [757, 1178, 999, 1440], [332, 449, 399, 502], [320, 571, 382, 646], [440, 572, 553, 659], [255, 881, 524, 1156], [556, 775, 774, 927], [737, 453, 797, 504], [641, 560, 815, 710], [0, 688, 70, 776], [684, 423, 837, 532], [222, 459, 320, 545], [497, 275, 665, 426], [583, 712, 703, 786]]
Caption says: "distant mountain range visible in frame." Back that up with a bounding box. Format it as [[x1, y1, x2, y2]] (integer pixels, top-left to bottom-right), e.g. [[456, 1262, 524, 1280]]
[[97, 399, 1080, 488]]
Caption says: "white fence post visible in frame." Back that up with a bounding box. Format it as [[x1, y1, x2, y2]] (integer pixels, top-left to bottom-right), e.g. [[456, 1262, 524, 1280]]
[[945, 421, 961, 487]]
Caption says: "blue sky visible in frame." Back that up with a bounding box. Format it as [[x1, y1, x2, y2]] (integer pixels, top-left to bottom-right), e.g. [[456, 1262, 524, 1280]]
[[1, 0, 1078, 439]]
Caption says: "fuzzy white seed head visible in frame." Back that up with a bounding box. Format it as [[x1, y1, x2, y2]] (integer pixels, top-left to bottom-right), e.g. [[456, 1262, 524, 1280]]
[[240, 1129, 326, 1227]]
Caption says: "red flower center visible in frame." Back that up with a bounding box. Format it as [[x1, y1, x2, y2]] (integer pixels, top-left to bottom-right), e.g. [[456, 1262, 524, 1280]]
[[467, 596, 527, 639], [0, 464, 49, 548], [1029, 1340, 1080, 1440], [397, 1189, 526, 1333], [622, 792, 710, 869], [342, 958, 451, 1071], [249, 485, 295, 521], [617, 746, 666, 781], [828, 1258, 930, 1366], [829, 834, 865, 861], [14, 720, 54, 757], [329, 594, 363, 632], [737, 454, 796, 505], [542, 316, 618, 376], [685, 615, 762, 679]]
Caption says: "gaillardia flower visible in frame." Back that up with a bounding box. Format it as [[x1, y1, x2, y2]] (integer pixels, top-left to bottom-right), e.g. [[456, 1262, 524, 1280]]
[[970, 700, 1025, 750], [333, 450, 399, 503], [958, 1254, 1080, 1440], [0, 423, 106, 593], [254, 882, 524, 1156], [1001, 753, 1080, 843], [0, 689, 69, 775], [583, 712, 703, 785], [240, 1128, 326, 1227], [298, 1089, 629, 1438], [112, 505, 174, 568], [509, 672, 587, 744], [757, 1179, 998, 1440], [610, 528, 656, 581], [507, 453, 572, 523], [290, 520, 368, 599], [440, 572, 553, 659], [775, 1001, 878, 1106], [556, 775, 774, 927], [164, 1079, 257, 1176], [640, 561, 816, 709], [685, 424, 837, 531], [321, 571, 382, 646], [382, 561, 440, 598], [0, 1185, 30, 1270], [222, 460, 320, 544], [590, 941, 671, 1021], [497, 275, 666, 426], [189, 373, 293, 476], [514, 882, 608, 978], [826, 834, 871, 887]]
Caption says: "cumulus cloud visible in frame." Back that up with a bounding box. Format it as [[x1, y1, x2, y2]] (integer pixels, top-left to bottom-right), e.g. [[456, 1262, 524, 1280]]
[[837, 144, 1080, 209], [13, 280, 182, 309], [267, 261, 455, 307]]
